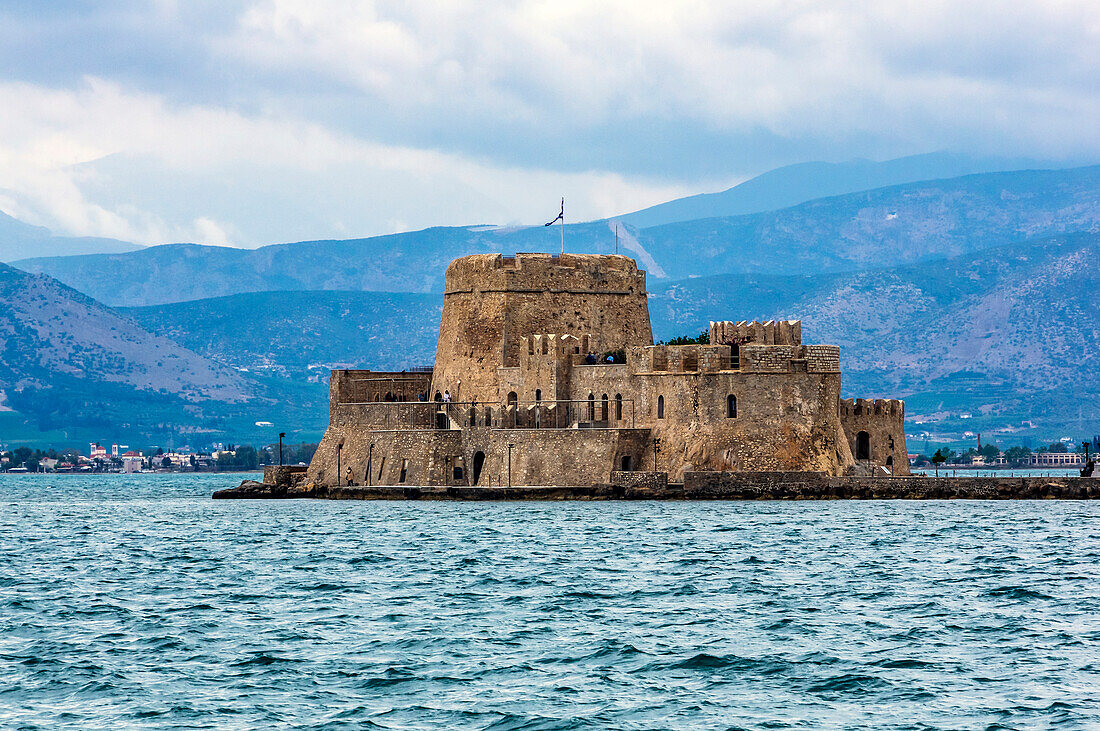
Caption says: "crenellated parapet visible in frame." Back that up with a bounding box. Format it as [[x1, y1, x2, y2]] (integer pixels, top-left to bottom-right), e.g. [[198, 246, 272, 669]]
[[520, 333, 581, 360], [633, 342, 839, 374], [632, 344, 732, 372], [839, 398, 905, 418], [331, 368, 433, 405], [710, 320, 801, 346]]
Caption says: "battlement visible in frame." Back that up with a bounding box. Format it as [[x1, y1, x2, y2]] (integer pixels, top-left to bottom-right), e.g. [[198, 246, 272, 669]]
[[332, 368, 433, 404], [633, 343, 839, 374], [710, 320, 801, 346], [521, 333, 582, 358], [839, 398, 905, 418], [633, 344, 731, 372], [444, 252, 644, 294]]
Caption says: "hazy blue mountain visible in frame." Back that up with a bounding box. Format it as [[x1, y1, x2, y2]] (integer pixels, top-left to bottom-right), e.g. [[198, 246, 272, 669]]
[[0, 210, 142, 262], [0, 262, 287, 447], [122, 290, 442, 378], [647, 232, 1100, 438], [617, 152, 1047, 228], [16, 165, 1100, 307]]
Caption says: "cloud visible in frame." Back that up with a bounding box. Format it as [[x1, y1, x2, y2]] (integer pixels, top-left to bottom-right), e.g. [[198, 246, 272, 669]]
[[0, 1, 1098, 246], [0, 78, 691, 246]]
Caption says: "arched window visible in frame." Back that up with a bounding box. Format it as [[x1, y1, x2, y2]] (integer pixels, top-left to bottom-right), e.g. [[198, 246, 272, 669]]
[[507, 391, 518, 406], [657, 395, 665, 419], [727, 394, 737, 418], [601, 394, 609, 421], [535, 388, 542, 402], [588, 393, 595, 421], [614, 394, 623, 421], [856, 431, 870, 461]]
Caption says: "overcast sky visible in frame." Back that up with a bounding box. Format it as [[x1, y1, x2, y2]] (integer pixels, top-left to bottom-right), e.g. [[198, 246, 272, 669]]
[[1, 0, 1099, 247]]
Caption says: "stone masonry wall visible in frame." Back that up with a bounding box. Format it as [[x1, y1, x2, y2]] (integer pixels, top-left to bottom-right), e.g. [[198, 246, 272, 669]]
[[431, 253, 651, 405], [839, 398, 909, 475], [306, 424, 651, 488]]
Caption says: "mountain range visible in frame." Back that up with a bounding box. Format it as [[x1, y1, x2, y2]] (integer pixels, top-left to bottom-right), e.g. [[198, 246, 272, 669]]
[[617, 152, 1046, 228], [0, 211, 141, 263], [2, 155, 1099, 449], [15, 164, 1100, 307]]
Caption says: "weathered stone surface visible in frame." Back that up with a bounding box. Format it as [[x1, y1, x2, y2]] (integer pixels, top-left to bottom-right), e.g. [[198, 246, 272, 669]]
[[295, 252, 912, 490]]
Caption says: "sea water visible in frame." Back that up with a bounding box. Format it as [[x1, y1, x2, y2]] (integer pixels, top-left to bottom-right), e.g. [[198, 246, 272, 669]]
[[1, 473, 1098, 730]]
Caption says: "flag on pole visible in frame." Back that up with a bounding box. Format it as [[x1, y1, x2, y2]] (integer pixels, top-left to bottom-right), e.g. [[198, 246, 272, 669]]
[[545, 198, 564, 226]]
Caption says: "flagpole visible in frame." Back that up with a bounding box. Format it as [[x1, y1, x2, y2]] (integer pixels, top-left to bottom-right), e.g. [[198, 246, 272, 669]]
[[559, 197, 565, 255]]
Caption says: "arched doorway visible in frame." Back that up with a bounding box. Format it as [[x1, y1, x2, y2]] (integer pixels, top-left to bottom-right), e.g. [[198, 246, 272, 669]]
[[615, 394, 622, 421], [601, 394, 609, 421], [856, 431, 871, 461], [472, 451, 486, 485]]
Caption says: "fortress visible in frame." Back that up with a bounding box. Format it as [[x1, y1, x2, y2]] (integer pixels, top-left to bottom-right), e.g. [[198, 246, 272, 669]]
[[304, 252, 908, 488]]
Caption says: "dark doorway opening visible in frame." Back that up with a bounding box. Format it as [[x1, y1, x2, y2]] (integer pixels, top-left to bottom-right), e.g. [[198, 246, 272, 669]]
[[472, 451, 485, 485], [856, 431, 871, 461], [621, 455, 632, 471]]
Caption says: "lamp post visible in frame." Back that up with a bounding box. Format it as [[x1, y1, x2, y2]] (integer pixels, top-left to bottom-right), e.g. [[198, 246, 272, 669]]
[[368, 443, 374, 486], [653, 437, 661, 471], [337, 442, 343, 486], [507, 443, 515, 488], [278, 432, 285, 466]]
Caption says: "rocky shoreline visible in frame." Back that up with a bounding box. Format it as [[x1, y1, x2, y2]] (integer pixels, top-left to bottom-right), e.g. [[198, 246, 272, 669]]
[[213, 467, 1100, 500]]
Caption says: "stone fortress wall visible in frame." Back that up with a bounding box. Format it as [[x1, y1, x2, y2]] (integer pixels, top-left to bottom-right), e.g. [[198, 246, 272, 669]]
[[839, 398, 909, 475], [430, 253, 651, 404], [305, 254, 908, 488]]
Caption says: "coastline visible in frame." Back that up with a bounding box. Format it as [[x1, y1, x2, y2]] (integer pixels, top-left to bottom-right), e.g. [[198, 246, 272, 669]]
[[214, 470, 1100, 500]]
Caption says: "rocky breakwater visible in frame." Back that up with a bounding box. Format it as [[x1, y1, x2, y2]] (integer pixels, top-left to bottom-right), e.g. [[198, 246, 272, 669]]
[[681, 472, 1100, 499], [214, 465, 307, 499], [213, 469, 1099, 500]]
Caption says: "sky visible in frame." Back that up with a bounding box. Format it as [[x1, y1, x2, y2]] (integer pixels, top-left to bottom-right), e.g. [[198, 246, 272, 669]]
[[1, 0, 1099, 248]]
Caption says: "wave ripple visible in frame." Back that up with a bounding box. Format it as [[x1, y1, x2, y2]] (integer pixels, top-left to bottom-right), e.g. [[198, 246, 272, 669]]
[[2, 474, 1099, 729]]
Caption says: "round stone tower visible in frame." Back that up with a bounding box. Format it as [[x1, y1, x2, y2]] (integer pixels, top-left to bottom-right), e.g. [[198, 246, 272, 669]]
[[430, 252, 652, 403]]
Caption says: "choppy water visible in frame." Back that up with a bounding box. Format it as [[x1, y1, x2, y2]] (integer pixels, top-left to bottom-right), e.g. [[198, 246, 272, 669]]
[[2, 474, 1099, 730]]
